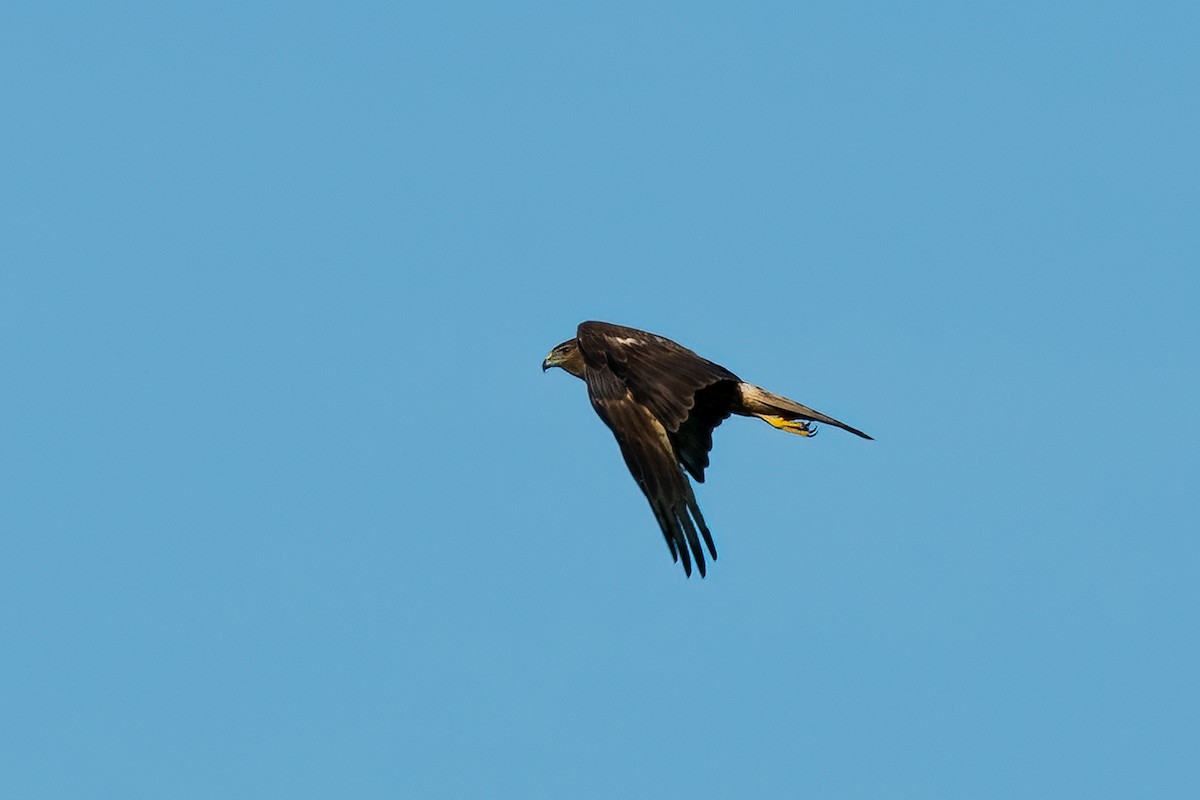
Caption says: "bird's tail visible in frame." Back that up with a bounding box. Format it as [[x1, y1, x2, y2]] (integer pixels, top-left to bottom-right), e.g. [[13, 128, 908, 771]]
[[737, 383, 873, 440]]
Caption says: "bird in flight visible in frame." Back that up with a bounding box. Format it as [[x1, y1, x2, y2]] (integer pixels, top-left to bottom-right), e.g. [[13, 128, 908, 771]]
[[543, 321, 872, 577]]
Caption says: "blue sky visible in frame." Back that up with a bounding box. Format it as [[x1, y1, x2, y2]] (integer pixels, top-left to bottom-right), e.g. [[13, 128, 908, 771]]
[[2, 2, 1197, 797]]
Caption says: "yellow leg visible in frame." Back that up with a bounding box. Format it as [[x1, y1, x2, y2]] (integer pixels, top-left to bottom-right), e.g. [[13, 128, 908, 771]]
[[759, 415, 817, 436]]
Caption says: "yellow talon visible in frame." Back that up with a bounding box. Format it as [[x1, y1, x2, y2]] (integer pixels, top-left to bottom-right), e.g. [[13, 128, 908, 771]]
[[760, 415, 816, 436]]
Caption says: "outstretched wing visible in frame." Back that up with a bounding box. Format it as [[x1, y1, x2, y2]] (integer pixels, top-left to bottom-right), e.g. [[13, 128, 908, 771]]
[[584, 363, 717, 577], [577, 321, 739, 482]]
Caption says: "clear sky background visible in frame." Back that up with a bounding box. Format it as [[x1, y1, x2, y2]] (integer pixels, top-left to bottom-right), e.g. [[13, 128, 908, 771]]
[[2, 3, 1197, 798]]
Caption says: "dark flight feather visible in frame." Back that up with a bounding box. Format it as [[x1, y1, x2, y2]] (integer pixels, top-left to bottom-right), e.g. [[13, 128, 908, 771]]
[[673, 381, 737, 482], [584, 364, 715, 576]]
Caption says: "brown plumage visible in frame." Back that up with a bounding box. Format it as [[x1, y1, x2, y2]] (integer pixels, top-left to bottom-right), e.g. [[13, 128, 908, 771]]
[[543, 321, 871, 577]]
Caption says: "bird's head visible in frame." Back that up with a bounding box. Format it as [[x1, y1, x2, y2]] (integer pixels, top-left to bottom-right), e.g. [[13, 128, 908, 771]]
[[542, 338, 585, 378]]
